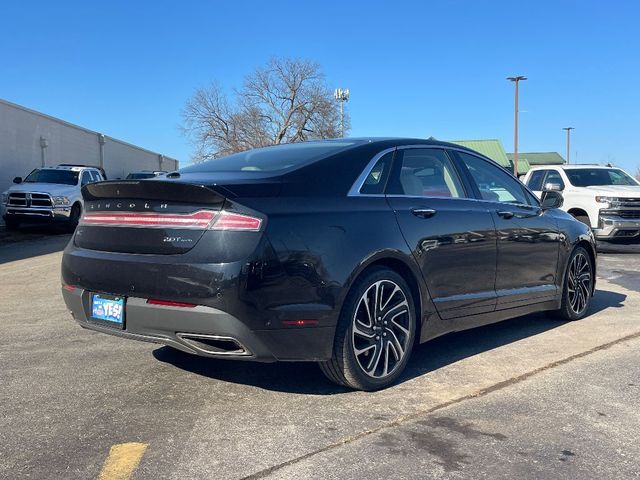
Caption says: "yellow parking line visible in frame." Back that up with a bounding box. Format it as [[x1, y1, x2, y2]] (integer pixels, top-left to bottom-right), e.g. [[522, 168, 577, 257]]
[[98, 442, 148, 480]]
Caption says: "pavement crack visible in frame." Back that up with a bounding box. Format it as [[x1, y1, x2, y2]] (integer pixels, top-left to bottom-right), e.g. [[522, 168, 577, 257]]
[[241, 329, 640, 480]]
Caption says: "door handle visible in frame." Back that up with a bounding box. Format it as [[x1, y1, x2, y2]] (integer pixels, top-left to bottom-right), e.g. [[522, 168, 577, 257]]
[[496, 210, 515, 219], [411, 208, 437, 218]]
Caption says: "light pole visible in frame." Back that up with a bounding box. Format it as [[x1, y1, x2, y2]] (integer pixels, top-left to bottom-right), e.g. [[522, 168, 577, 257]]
[[563, 127, 574, 164], [334, 88, 350, 137], [507, 76, 527, 176]]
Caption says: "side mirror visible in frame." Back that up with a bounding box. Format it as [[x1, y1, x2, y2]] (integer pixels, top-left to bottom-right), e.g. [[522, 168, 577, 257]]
[[541, 190, 563, 210], [13, 177, 22, 184], [543, 182, 562, 191]]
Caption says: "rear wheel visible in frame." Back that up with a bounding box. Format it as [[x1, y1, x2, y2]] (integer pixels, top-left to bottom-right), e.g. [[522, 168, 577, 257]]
[[319, 267, 416, 391], [556, 246, 594, 321]]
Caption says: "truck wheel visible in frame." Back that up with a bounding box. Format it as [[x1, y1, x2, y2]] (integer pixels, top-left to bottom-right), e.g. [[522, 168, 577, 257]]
[[4, 218, 20, 231], [68, 204, 82, 231], [319, 267, 416, 391], [572, 214, 591, 227]]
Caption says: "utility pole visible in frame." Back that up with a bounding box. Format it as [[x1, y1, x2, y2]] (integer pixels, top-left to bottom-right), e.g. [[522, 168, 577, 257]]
[[563, 127, 574, 164], [507, 76, 527, 176], [334, 88, 350, 137]]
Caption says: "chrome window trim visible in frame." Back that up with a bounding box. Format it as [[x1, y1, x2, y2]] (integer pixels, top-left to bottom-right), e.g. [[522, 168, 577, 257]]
[[347, 147, 396, 197], [349, 144, 541, 208]]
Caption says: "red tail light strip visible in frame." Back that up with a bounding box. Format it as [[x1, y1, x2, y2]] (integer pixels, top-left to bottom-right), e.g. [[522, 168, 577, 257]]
[[81, 210, 216, 229], [81, 210, 263, 231]]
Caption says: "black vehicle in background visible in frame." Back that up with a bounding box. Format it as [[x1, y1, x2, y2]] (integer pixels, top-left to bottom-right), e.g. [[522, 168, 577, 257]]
[[61, 138, 596, 390]]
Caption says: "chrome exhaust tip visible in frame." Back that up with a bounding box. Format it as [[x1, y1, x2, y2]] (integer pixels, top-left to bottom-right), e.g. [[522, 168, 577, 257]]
[[176, 333, 251, 356]]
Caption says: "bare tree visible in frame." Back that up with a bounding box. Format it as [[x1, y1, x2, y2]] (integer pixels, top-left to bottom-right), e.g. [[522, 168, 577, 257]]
[[182, 57, 348, 161]]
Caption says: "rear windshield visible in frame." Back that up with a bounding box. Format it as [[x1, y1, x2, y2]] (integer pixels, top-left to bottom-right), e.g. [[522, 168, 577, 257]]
[[24, 169, 79, 185], [181, 141, 357, 173], [126, 173, 157, 179], [565, 168, 639, 187]]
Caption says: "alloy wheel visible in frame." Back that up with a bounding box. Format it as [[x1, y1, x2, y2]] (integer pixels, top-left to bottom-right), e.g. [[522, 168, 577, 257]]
[[351, 280, 412, 379], [567, 252, 592, 315]]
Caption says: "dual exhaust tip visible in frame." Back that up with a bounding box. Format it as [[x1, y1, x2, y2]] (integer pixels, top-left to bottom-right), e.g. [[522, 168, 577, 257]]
[[176, 333, 251, 356]]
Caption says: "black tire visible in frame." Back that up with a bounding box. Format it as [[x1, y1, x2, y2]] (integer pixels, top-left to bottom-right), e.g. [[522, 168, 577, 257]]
[[4, 218, 20, 231], [556, 246, 594, 321], [68, 203, 82, 232], [319, 267, 416, 391], [572, 214, 591, 228]]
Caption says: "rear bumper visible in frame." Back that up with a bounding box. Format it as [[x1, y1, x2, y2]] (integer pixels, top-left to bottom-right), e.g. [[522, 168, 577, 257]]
[[593, 214, 640, 240], [61, 287, 335, 362]]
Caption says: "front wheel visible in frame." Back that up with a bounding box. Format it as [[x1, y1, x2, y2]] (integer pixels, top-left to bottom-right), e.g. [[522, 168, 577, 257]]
[[557, 246, 594, 321], [68, 204, 82, 231], [319, 267, 416, 391], [4, 217, 20, 231]]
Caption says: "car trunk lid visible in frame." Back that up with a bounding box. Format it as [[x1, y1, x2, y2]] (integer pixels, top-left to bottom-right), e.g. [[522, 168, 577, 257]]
[[76, 180, 228, 255]]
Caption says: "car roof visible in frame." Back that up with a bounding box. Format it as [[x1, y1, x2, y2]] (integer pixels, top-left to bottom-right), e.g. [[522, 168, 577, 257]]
[[528, 164, 616, 171], [38, 165, 101, 172]]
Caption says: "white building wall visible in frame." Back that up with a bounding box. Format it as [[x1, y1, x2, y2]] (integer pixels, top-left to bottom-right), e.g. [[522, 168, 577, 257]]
[[0, 98, 179, 194]]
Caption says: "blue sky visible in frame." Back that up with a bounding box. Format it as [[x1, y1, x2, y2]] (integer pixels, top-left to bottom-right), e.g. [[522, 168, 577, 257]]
[[1, 1, 639, 172]]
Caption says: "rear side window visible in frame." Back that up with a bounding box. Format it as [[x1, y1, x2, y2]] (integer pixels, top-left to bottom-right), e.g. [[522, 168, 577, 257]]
[[457, 152, 530, 205], [387, 149, 465, 198], [360, 152, 394, 194], [527, 170, 547, 191]]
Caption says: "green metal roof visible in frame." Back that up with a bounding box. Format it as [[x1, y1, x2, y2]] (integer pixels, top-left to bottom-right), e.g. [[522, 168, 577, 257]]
[[512, 157, 530, 175], [507, 152, 565, 165], [448, 139, 511, 168]]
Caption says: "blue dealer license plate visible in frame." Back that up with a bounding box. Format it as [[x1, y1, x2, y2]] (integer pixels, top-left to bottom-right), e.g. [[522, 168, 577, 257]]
[[91, 294, 125, 328]]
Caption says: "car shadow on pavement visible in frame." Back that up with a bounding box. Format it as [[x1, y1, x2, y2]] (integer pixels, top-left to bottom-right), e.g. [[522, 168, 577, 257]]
[[0, 226, 71, 264], [152, 288, 626, 395]]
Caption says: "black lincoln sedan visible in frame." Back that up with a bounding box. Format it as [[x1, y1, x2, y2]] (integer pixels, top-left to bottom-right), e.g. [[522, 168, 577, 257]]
[[61, 138, 596, 390]]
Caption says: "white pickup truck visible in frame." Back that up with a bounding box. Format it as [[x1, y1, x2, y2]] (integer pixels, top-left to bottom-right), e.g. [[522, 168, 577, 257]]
[[522, 164, 640, 242], [1, 165, 105, 230]]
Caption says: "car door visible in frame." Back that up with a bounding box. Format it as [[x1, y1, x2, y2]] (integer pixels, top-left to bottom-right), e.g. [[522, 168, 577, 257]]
[[385, 147, 498, 319], [454, 151, 562, 309]]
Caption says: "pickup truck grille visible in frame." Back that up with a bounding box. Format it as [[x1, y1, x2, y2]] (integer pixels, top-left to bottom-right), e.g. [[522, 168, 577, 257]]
[[616, 210, 640, 219], [8, 192, 53, 208], [614, 198, 640, 208]]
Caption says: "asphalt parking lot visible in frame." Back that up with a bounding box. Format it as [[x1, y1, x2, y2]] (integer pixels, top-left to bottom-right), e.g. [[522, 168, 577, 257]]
[[1, 232, 639, 479]]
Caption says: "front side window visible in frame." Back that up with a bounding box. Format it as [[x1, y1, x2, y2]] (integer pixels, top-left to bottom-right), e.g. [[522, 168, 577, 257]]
[[544, 170, 565, 190], [527, 170, 547, 191], [457, 152, 530, 205], [565, 168, 639, 187], [81, 171, 93, 186], [387, 149, 465, 198]]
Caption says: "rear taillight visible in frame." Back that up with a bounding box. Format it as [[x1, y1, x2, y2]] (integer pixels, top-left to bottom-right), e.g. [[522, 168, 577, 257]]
[[81, 210, 216, 229], [210, 211, 262, 231], [81, 210, 262, 231]]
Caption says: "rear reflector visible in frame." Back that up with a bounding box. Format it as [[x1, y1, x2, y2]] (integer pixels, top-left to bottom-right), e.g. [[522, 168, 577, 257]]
[[146, 298, 198, 308], [281, 319, 319, 326], [62, 284, 77, 292], [80, 210, 262, 231]]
